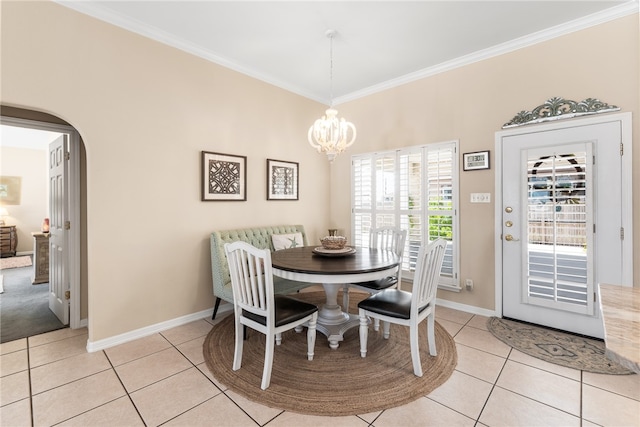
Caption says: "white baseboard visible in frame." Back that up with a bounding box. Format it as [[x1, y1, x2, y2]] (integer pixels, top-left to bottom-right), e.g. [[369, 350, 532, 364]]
[[85, 304, 233, 353], [436, 298, 496, 318], [85, 298, 491, 353]]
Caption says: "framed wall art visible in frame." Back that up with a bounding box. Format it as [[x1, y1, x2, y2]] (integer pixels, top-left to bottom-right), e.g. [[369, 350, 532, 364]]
[[201, 151, 247, 201], [463, 151, 490, 171], [267, 159, 299, 200], [0, 176, 22, 205]]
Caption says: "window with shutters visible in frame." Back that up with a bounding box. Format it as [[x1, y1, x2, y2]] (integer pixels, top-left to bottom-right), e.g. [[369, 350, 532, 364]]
[[352, 141, 460, 290]]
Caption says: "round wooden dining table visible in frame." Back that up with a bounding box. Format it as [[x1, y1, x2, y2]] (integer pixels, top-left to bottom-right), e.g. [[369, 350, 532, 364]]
[[271, 245, 399, 349]]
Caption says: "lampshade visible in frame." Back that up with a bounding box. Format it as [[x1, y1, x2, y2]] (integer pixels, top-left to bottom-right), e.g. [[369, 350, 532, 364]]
[[0, 208, 8, 217], [308, 30, 356, 163]]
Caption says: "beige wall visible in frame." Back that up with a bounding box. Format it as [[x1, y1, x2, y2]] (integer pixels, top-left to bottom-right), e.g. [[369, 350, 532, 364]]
[[1, 1, 637, 343], [1, 1, 330, 342], [0, 146, 48, 252], [330, 13, 639, 310]]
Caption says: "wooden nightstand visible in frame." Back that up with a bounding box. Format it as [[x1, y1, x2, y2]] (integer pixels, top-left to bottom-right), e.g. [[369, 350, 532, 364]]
[[0, 225, 17, 258], [32, 232, 50, 284]]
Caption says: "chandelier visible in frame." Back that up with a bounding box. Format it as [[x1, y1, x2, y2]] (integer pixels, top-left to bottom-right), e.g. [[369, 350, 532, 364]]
[[308, 30, 356, 163]]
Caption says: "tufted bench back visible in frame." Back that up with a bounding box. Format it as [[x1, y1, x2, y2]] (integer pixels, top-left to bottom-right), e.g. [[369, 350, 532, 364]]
[[210, 225, 309, 303]]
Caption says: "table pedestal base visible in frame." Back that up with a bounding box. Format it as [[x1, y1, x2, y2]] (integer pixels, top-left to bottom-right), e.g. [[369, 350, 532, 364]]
[[316, 283, 360, 349]]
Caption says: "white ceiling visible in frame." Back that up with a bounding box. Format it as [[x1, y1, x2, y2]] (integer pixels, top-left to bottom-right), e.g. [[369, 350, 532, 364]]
[[48, 1, 640, 105]]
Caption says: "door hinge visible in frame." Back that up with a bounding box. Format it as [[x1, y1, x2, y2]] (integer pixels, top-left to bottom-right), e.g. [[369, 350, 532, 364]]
[[594, 292, 596, 302], [65, 151, 70, 161], [64, 290, 70, 300], [620, 227, 625, 240], [64, 221, 71, 230], [620, 143, 624, 156], [593, 224, 596, 233]]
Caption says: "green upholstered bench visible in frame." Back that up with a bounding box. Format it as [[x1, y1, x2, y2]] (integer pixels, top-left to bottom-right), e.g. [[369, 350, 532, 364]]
[[210, 225, 315, 319]]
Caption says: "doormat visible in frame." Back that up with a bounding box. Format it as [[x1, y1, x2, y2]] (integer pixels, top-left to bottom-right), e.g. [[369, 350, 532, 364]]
[[487, 317, 632, 374], [0, 256, 32, 270]]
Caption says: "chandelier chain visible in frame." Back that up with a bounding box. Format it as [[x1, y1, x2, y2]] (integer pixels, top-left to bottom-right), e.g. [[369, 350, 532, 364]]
[[307, 29, 356, 162], [329, 32, 334, 106]]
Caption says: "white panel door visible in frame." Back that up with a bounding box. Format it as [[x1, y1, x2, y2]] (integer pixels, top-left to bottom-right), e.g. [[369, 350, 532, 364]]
[[49, 135, 69, 325], [501, 120, 624, 338]]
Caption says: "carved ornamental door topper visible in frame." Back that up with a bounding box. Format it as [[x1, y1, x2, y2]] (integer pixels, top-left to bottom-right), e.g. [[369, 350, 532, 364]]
[[503, 97, 620, 128]]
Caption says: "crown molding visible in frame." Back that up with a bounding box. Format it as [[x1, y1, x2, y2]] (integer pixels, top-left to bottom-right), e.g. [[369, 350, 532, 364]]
[[334, 1, 639, 105]]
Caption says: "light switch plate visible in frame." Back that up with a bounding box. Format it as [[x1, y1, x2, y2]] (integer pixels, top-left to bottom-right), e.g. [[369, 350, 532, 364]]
[[470, 193, 491, 203]]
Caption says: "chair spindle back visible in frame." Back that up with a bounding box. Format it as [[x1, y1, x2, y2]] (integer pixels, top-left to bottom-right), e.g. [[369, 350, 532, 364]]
[[412, 239, 447, 313], [225, 241, 274, 317]]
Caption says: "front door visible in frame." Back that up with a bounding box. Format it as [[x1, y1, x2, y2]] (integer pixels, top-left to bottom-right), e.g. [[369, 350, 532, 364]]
[[49, 135, 69, 325], [499, 117, 630, 338]]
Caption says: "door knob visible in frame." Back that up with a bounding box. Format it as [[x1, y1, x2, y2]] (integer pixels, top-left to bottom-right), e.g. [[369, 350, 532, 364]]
[[504, 234, 519, 241], [505, 207, 513, 213], [505, 221, 513, 227]]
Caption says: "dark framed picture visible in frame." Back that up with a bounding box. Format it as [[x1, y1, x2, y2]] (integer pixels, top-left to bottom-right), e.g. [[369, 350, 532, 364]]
[[267, 159, 299, 200], [463, 151, 490, 171], [201, 151, 247, 201]]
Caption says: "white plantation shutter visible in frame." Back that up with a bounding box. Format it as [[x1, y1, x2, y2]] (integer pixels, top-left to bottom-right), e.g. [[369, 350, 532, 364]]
[[352, 157, 372, 248], [352, 141, 459, 290]]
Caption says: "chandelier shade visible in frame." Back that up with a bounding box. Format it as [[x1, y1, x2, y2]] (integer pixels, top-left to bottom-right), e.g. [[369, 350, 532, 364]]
[[308, 108, 357, 163], [308, 30, 356, 163]]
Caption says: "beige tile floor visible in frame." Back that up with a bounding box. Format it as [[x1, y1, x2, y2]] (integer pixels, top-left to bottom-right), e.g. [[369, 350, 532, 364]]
[[1, 303, 639, 426]]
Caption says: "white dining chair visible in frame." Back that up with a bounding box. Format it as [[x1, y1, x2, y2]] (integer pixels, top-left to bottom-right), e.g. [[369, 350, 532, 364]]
[[357, 238, 447, 377], [343, 226, 407, 330], [224, 241, 318, 390]]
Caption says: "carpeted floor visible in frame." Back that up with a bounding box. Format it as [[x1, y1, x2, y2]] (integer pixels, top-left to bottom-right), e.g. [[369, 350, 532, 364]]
[[203, 291, 457, 416], [0, 255, 32, 270], [487, 317, 632, 374], [0, 262, 65, 343]]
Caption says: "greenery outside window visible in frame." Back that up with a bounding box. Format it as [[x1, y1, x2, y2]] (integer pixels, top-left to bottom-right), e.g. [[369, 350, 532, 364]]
[[351, 141, 460, 291]]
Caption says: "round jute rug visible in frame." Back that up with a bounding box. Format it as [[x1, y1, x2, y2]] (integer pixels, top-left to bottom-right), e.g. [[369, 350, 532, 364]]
[[487, 317, 632, 374], [203, 291, 457, 416]]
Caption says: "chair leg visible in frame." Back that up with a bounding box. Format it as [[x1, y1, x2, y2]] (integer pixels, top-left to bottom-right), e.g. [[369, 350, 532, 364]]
[[232, 315, 244, 371], [409, 323, 423, 377], [382, 321, 391, 339], [359, 309, 369, 358], [212, 297, 222, 320], [307, 313, 318, 361], [261, 333, 276, 390], [373, 318, 381, 332], [427, 313, 437, 356]]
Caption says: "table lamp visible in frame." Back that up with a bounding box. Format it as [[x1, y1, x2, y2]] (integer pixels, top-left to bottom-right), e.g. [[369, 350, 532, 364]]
[[0, 207, 8, 225]]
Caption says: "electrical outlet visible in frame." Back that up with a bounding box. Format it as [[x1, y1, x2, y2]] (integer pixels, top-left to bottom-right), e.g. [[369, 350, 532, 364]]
[[465, 279, 474, 290]]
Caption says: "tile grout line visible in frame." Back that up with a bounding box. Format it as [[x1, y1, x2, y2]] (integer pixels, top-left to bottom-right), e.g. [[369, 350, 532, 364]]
[[154, 326, 265, 427], [103, 348, 148, 426], [472, 345, 513, 424], [27, 337, 34, 427]]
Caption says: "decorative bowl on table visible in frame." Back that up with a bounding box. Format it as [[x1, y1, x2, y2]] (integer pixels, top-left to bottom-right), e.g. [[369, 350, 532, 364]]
[[320, 235, 347, 250]]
